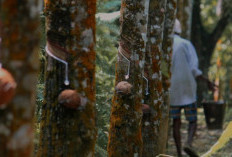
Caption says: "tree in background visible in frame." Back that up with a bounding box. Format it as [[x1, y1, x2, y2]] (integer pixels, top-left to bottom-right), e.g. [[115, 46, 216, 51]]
[[37, 0, 97, 156], [107, 0, 148, 156], [0, 0, 41, 156], [141, 0, 167, 156], [141, 0, 176, 156], [192, 0, 232, 72], [209, 25, 232, 103], [157, 0, 177, 154], [192, 0, 232, 101], [176, 0, 232, 101], [97, 0, 177, 156]]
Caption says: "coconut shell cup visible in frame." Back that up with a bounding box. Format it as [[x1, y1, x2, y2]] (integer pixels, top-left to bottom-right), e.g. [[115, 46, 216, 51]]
[[142, 104, 151, 114], [58, 89, 83, 109], [115, 81, 133, 95], [0, 68, 17, 106]]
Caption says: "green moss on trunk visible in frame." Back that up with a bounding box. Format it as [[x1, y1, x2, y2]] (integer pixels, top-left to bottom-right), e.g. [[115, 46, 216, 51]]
[[157, 0, 177, 154], [107, 0, 149, 156], [142, 0, 167, 156]]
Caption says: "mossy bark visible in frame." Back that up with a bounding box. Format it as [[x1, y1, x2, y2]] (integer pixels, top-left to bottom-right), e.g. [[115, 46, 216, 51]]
[[107, 0, 149, 156], [157, 0, 177, 154], [0, 0, 40, 156], [37, 0, 97, 156], [141, 0, 167, 156]]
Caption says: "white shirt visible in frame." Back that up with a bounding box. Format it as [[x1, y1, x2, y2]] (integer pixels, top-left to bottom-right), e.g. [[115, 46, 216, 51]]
[[170, 35, 202, 106]]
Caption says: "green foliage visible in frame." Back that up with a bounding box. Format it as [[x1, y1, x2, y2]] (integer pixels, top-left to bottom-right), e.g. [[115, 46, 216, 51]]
[[208, 25, 232, 103], [200, 0, 232, 105], [36, 13, 46, 123], [35, 0, 232, 156], [95, 19, 119, 156], [201, 0, 220, 31], [35, 13, 46, 153], [97, 0, 121, 13]]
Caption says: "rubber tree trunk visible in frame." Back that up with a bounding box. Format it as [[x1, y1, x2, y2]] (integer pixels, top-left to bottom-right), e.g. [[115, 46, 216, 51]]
[[0, 0, 41, 156], [141, 0, 167, 156], [107, 0, 149, 156], [37, 0, 97, 156], [176, 0, 193, 39], [157, 0, 177, 154]]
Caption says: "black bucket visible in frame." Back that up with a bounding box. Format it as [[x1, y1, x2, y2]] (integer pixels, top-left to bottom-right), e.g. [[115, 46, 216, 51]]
[[202, 101, 225, 130]]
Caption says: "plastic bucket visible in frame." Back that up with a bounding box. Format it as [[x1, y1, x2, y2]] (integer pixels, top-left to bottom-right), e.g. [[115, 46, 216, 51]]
[[202, 101, 225, 130]]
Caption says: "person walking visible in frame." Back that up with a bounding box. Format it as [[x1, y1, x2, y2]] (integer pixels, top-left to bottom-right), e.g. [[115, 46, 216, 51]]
[[169, 19, 215, 157]]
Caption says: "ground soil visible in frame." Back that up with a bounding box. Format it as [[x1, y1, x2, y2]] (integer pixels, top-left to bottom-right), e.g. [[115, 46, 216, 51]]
[[166, 107, 232, 157]]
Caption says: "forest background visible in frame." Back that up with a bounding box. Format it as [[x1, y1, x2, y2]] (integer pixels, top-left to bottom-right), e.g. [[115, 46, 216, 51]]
[[34, 0, 232, 156], [0, 0, 231, 156]]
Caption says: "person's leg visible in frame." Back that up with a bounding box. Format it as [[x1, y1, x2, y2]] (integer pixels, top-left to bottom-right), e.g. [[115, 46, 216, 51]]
[[184, 102, 198, 147], [187, 120, 197, 147], [170, 106, 182, 157], [173, 118, 182, 157]]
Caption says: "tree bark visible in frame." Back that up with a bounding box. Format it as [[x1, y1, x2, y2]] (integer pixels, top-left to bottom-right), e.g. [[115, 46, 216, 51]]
[[0, 0, 41, 156], [141, 0, 167, 156], [37, 0, 97, 156], [107, 0, 149, 156], [157, 0, 177, 154]]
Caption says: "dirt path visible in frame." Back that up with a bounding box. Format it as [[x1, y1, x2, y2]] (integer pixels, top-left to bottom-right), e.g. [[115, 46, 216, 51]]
[[166, 108, 232, 157]]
